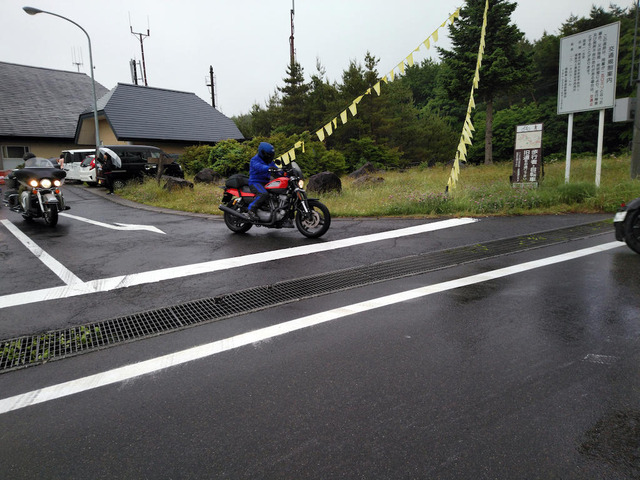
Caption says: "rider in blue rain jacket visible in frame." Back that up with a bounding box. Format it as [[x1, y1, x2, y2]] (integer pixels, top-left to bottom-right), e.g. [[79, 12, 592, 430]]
[[247, 142, 277, 218]]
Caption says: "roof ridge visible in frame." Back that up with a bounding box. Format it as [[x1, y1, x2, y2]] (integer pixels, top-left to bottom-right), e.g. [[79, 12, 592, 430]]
[[115, 82, 196, 96], [0, 60, 87, 76]]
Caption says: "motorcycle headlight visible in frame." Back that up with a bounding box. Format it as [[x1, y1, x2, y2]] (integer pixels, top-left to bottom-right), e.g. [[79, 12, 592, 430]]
[[53, 180, 61, 187], [298, 179, 304, 189], [29, 179, 38, 187], [41, 179, 52, 188]]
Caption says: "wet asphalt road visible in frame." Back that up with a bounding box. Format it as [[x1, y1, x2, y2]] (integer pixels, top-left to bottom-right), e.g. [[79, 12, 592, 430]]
[[0, 184, 639, 479]]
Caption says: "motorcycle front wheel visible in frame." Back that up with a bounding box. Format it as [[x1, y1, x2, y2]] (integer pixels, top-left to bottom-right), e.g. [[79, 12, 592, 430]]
[[295, 199, 331, 238], [223, 205, 252, 233], [624, 208, 640, 254], [43, 204, 58, 227]]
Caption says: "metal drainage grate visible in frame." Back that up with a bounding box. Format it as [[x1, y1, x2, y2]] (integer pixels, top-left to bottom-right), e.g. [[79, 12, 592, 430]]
[[0, 220, 613, 373]]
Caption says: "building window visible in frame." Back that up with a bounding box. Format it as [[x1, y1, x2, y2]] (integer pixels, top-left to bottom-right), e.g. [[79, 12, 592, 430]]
[[2, 146, 29, 159]]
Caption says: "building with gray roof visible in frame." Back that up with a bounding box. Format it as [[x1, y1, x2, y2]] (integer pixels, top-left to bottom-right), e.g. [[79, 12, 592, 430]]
[[1, 62, 244, 170]]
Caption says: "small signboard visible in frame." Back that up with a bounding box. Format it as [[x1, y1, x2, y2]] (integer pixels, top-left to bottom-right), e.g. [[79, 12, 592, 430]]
[[512, 124, 543, 185]]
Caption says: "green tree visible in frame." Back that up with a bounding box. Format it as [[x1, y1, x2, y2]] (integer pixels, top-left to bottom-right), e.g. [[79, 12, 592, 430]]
[[275, 61, 310, 135], [439, 0, 535, 164]]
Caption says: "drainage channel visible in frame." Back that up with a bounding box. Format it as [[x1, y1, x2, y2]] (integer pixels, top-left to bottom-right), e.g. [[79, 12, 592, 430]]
[[0, 220, 613, 373]]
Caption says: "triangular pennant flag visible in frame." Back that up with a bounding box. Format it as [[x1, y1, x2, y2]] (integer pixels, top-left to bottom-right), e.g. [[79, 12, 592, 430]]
[[398, 62, 405, 75], [365, 88, 372, 95], [354, 95, 364, 104], [324, 122, 333, 136], [373, 82, 381, 96], [433, 29, 439, 42], [316, 129, 325, 142], [348, 102, 358, 116], [407, 52, 414, 67], [289, 148, 296, 161], [424, 38, 430, 49], [389, 69, 395, 82], [332, 117, 338, 129], [340, 110, 348, 124], [282, 151, 290, 164], [382, 75, 389, 84], [468, 96, 475, 109]]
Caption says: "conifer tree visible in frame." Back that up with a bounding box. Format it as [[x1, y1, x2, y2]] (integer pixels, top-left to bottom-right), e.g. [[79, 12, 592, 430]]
[[439, 0, 534, 164]]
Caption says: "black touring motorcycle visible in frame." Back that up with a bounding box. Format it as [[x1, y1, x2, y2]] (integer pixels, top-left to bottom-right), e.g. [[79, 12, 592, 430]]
[[2, 157, 69, 226], [219, 160, 331, 238]]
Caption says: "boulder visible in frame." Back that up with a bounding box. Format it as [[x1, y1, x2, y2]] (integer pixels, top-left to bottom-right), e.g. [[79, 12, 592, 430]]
[[162, 175, 194, 191], [349, 162, 379, 179], [194, 168, 223, 184], [352, 175, 385, 187], [307, 172, 342, 193]]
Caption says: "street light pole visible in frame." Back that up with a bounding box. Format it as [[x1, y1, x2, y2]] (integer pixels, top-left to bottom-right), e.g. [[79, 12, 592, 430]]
[[23, 6, 101, 159]]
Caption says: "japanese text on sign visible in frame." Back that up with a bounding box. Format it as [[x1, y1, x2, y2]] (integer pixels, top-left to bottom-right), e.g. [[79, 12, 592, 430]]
[[557, 22, 619, 114]]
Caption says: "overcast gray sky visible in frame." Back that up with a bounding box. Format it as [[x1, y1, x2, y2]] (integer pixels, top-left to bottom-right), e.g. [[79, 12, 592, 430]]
[[1, 0, 620, 118]]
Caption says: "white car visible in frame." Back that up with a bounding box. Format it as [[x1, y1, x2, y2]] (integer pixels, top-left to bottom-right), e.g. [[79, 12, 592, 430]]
[[79, 155, 98, 186], [61, 149, 93, 182]]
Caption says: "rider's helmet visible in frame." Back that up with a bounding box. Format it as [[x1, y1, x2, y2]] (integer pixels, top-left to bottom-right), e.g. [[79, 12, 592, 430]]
[[258, 142, 275, 162], [23, 152, 36, 161]]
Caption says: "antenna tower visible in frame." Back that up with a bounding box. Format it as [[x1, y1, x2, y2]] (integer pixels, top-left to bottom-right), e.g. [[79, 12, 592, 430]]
[[205, 65, 217, 108], [71, 47, 83, 72], [289, 0, 296, 66], [129, 13, 150, 86]]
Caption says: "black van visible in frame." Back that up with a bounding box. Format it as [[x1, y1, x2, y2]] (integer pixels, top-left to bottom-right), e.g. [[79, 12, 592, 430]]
[[96, 145, 183, 190]]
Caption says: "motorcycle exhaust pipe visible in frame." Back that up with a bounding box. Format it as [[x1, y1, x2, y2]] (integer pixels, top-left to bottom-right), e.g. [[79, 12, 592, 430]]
[[219, 204, 278, 226], [219, 205, 248, 220]]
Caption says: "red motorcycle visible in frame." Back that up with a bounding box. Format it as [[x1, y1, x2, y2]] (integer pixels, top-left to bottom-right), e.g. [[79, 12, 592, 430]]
[[219, 161, 331, 238]]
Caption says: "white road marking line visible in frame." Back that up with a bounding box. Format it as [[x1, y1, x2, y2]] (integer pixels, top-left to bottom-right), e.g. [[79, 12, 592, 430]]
[[0, 218, 477, 309], [60, 213, 165, 234], [0, 219, 85, 286], [0, 240, 623, 415]]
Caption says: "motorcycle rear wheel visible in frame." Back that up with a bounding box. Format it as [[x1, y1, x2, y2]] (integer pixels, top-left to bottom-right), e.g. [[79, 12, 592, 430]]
[[295, 199, 331, 238], [624, 208, 640, 254], [224, 206, 252, 233], [43, 205, 58, 227]]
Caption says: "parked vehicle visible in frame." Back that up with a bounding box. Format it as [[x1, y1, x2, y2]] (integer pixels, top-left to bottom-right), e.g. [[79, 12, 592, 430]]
[[96, 145, 183, 190], [1, 157, 69, 226], [219, 160, 331, 238], [614, 198, 640, 254], [61, 149, 94, 182], [79, 155, 98, 186]]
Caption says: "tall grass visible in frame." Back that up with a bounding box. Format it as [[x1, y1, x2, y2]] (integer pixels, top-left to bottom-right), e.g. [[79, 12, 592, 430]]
[[119, 154, 640, 217]]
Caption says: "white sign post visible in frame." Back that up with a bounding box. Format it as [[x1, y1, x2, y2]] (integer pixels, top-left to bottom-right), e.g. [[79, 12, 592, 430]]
[[557, 22, 620, 186]]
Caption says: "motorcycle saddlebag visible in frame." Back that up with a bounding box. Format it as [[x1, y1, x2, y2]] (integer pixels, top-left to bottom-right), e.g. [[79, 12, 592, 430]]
[[225, 174, 249, 188]]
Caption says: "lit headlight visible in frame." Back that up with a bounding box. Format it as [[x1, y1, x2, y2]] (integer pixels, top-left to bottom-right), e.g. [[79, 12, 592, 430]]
[[298, 180, 304, 188], [29, 179, 38, 187], [40, 179, 52, 189], [53, 180, 61, 187]]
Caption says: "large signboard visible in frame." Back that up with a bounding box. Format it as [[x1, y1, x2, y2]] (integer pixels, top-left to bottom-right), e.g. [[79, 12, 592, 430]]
[[557, 22, 620, 114], [512, 124, 543, 185]]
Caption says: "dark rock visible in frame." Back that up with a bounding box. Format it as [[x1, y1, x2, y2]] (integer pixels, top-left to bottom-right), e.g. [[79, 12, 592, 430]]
[[349, 162, 379, 178], [308, 172, 342, 193], [163, 176, 194, 191], [194, 168, 223, 184], [352, 175, 385, 187]]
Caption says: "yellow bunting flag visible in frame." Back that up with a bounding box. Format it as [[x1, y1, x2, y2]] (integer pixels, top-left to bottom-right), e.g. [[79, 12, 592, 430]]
[[316, 129, 325, 142], [398, 62, 405, 75], [340, 110, 348, 124], [332, 117, 338, 129], [432, 29, 439, 42], [348, 102, 358, 116], [373, 82, 381, 96], [407, 52, 414, 67], [324, 122, 333, 136], [424, 38, 430, 49], [289, 148, 296, 161]]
